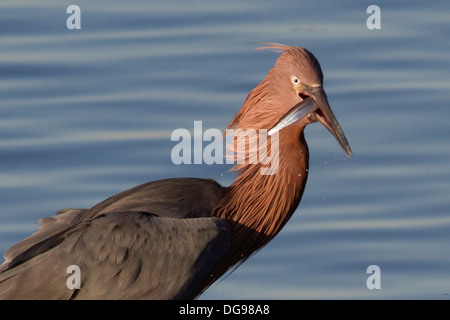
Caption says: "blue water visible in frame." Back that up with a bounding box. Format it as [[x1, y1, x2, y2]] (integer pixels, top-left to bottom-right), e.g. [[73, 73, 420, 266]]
[[1, 0, 449, 299]]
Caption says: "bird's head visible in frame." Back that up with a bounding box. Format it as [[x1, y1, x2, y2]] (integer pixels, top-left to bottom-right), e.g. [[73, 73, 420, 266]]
[[267, 44, 352, 158], [229, 43, 352, 158]]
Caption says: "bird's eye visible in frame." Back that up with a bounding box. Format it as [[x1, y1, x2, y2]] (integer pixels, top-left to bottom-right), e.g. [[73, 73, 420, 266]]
[[291, 76, 299, 85]]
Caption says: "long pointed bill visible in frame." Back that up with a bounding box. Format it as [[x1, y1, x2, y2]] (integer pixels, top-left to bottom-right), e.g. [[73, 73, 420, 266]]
[[311, 88, 352, 158]]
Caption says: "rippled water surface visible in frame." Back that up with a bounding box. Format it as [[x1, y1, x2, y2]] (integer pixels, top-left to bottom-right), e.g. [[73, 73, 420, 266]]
[[1, 0, 449, 299]]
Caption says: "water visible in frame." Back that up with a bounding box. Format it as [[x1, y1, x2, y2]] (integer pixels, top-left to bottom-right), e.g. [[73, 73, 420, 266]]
[[0, 0, 449, 299]]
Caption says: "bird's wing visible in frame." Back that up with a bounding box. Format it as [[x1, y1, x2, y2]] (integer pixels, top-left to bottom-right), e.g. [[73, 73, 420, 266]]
[[1, 178, 225, 274], [0, 211, 230, 300], [82, 178, 226, 220], [0, 209, 85, 272]]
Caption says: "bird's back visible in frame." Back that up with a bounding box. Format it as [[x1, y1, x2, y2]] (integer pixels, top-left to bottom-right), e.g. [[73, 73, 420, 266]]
[[0, 178, 230, 299]]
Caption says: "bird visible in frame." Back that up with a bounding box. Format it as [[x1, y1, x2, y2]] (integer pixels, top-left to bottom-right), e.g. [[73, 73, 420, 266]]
[[0, 43, 351, 300]]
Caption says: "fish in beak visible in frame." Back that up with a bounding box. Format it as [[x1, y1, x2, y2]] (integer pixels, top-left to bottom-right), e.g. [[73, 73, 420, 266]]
[[268, 88, 352, 158]]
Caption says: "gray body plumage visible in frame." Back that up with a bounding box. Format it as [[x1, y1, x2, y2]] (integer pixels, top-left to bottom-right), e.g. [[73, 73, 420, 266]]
[[0, 178, 230, 299]]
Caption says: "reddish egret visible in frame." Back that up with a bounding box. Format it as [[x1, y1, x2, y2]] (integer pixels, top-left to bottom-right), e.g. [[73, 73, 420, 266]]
[[0, 43, 351, 299]]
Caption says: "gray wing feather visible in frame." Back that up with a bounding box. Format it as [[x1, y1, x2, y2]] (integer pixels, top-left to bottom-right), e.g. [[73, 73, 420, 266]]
[[82, 178, 225, 220], [0, 211, 230, 299], [1, 178, 225, 276], [0, 209, 84, 272]]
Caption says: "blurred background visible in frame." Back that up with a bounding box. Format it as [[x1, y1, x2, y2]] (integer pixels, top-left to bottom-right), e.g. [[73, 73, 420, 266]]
[[0, 0, 449, 299]]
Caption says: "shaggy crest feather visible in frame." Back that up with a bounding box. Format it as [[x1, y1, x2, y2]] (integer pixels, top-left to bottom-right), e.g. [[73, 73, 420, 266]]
[[255, 42, 291, 52]]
